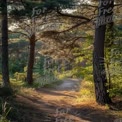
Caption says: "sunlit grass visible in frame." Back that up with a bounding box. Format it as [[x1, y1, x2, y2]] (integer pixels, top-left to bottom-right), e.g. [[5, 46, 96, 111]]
[[57, 70, 74, 79], [75, 80, 95, 104], [19, 87, 41, 97], [10, 79, 25, 87], [8, 75, 62, 97], [9, 78, 41, 97]]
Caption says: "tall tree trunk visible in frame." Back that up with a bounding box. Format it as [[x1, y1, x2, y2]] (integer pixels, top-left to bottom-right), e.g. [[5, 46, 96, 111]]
[[1, 0, 10, 87], [93, 0, 114, 105], [93, 25, 111, 105], [26, 34, 36, 85]]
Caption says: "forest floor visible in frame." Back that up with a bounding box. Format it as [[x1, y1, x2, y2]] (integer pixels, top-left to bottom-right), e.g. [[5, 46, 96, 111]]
[[11, 78, 122, 122]]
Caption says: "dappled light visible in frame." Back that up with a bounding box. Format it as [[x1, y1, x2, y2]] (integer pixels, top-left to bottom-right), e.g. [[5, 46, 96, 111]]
[[0, 0, 122, 122]]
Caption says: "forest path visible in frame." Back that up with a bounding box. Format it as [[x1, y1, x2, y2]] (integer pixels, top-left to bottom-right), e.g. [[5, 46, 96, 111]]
[[15, 78, 116, 122]]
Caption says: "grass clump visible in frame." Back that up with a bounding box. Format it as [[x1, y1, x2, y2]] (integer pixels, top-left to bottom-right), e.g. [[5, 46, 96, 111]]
[[0, 100, 11, 122], [75, 80, 95, 103]]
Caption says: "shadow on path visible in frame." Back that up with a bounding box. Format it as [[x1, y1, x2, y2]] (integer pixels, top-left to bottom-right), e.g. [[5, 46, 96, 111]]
[[13, 94, 117, 122], [10, 78, 121, 122]]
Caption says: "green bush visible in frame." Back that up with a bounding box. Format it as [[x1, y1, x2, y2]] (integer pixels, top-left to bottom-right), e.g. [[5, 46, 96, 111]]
[[30, 75, 62, 88], [14, 72, 26, 82], [9, 59, 26, 75]]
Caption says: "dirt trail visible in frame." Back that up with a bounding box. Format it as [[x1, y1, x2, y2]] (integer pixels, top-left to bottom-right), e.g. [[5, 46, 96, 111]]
[[56, 78, 81, 91], [15, 78, 117, 122]]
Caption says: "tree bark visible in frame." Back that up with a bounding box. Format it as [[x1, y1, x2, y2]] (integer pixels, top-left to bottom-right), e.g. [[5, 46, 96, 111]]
[[26, 34, 36, 85], [93, 0, 114, 105], [1, 0, 10, 87], [93, 25, 112, 105]]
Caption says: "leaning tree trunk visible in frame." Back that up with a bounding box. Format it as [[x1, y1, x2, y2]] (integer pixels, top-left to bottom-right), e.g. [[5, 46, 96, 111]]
[[1, 0, 10, 87], [93, 0, 114, 105], [26, 34, 36, 85]]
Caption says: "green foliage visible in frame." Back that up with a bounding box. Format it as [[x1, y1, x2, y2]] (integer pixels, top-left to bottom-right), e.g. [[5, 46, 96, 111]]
[[70, 35, 93, 81], [105, 24, 122, 97], [9, 60, 25, 75], [57, 70, 74, 79], [10, 79, 25, 91], [35, 75, 58, 87], [10, 1, 37, 18], [34, 56, 45, 75], [108, 65, 122, 97], [8, 34, 20, 39], [10, 0, 76, 18], [11, 69, 61, 89], [42, 0, 76, 10], [8, 40, 28, 75], [72, 65, 93, 81], [21, 75, 62, 88], [14, 72, 26, 82]]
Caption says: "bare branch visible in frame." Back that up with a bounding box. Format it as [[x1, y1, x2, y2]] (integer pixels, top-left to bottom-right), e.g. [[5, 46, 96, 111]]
[[80, 4, 98, 8], [114, 4, 122, 7], [58, 20, 90, 33], [57, 9, 90, 21]]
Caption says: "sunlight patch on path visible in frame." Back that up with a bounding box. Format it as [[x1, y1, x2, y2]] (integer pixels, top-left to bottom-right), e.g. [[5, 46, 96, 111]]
[[56, 78, 81, 91]]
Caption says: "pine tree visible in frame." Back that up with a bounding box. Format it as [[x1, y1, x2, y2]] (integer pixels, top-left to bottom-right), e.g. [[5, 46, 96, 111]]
[[1, 0, 10, 87], [93, 0, 114, 105]]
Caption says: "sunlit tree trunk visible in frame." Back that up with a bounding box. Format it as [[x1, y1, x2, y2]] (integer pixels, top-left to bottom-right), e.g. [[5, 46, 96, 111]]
[[93, 0, 114, 105]]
